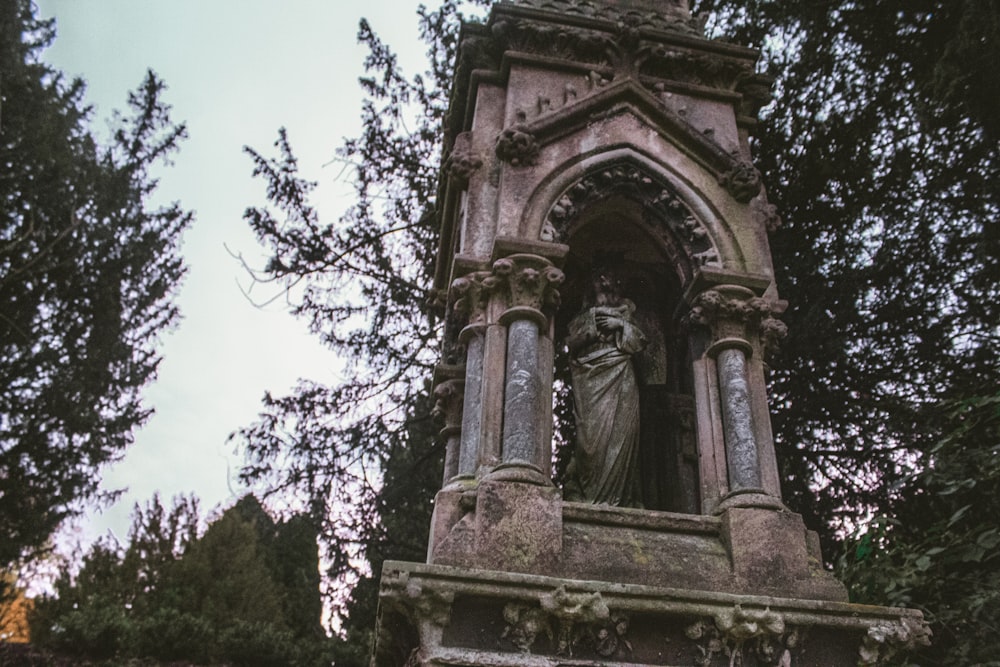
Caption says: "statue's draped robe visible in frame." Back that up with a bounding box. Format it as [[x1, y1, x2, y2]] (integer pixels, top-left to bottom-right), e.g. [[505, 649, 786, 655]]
[[567, 301, 646, 506]]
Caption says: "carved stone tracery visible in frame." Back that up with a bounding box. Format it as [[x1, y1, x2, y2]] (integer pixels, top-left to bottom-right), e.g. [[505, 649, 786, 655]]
[[542, 162, 720, 268]]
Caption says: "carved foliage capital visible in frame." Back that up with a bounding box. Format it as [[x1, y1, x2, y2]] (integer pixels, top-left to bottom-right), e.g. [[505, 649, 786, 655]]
[[688, 288, 787, 356], [490, 254, 565, 317]]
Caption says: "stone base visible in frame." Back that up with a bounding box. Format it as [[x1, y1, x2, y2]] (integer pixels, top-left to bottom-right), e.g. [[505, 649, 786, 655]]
[[429, 480, 846, 602], [373, 561, 929, 667]]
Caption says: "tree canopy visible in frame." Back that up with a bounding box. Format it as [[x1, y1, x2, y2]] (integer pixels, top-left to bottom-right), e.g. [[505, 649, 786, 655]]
[[238, 1, 999, 663], [28, 494, 331, 666], [0, 0, 191, 586]]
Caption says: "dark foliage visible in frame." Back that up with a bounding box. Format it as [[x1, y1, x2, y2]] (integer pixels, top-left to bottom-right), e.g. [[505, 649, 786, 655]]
[[0, 0, 192, 585], [29, 494, 332, 666]]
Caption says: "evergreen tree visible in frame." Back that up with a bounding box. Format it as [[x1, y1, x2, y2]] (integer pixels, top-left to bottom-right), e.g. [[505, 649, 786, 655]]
[[0, 0, 192, 588]]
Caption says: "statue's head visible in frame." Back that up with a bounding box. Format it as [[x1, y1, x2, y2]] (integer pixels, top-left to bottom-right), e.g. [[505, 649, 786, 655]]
[[589, 252, 625, 305]]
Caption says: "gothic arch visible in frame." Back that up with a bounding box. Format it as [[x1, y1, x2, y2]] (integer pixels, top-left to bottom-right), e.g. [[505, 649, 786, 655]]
[[518, 147, 747, 284]]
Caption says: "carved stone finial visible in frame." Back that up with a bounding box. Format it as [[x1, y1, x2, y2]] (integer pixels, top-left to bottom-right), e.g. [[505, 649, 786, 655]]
[[495, 125, 540, 166], [718, 161, 763, 202]]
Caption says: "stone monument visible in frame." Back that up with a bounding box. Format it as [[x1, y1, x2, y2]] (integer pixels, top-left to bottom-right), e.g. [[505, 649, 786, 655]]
[[372, 0, 930, 664]]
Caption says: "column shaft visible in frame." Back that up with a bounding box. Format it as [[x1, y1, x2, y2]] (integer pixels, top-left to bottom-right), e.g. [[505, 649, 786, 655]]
[[716, 347, 762, 491]]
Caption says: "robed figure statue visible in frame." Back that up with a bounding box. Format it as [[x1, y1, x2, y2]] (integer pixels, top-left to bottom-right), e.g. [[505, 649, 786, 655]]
[[564, 268, 647, 506]]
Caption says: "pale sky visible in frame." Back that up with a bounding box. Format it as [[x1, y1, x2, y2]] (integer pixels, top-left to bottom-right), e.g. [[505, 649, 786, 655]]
[[34, 1, 436, 545]]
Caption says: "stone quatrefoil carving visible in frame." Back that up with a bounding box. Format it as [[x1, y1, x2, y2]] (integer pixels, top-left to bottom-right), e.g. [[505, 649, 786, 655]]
[[540, 163, 721, 268]]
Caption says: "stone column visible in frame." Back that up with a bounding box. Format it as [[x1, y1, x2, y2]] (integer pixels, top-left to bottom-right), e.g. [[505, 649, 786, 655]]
[[689, 285, 786, 509], [447, 270, 492, 485], [432, 376, 465, 484], [486, 254, 564, 484]]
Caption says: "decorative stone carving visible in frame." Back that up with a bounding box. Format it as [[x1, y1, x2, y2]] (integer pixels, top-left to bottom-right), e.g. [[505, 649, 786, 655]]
[[752, 197, 782, 233], [498, 588, 633, 659], [506, 0, 704, 37], [380, 571, 455, 629], [492, 18, 614, 67], [501, 602, 553, 653], [447, 132, 483, 187], [495, 124, 541, 166], [688, 288, 786, 355], [718, 161, 763, 203], [858, 617, 932, 667], [540, 586, 610, 655], [641, 48, 755, 93], [432, 379, 464, 433], [488, 254, 564, 319], [687, 606, 799, 667], [542, 162, 719, 268], [451, 270, 492, 330]]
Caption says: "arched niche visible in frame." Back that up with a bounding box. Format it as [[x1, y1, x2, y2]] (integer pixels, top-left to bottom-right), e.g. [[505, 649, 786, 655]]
[[546, 163, 714, 514]]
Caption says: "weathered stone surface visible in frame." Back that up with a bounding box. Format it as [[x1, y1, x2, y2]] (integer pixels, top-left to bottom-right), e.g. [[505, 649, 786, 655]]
[[373, 0, 931, 663], [374, 561, 928, 667]]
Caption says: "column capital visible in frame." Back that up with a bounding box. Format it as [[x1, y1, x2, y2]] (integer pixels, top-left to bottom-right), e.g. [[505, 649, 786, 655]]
[[488, 253, 565, 327], [451, 270, 492, 340], [687, 285, 787, 357]]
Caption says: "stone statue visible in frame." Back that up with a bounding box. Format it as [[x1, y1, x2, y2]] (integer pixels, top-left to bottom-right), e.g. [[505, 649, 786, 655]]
[[564, 267, 647, 506]]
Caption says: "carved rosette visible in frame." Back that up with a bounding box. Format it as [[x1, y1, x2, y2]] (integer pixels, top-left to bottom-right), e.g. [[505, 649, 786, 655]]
[[688, 287, 786, 358], [542, 162, 720, 268], [495, 124, 541, 166], [858, 617, 932, 667], [489, 254, 565, 326], [451, 270, 492, 339], [718, 161, 763, 203]]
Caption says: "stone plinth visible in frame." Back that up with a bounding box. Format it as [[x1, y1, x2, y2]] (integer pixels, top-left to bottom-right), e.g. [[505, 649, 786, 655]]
[[429, 481, 846, 604], [374, 561, 929, 666]]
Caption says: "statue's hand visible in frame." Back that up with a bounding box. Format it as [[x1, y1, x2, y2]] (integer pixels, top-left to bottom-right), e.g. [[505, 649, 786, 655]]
[[595, 313, 623, 332]]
